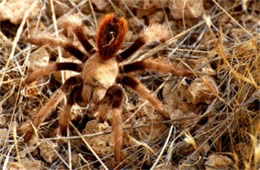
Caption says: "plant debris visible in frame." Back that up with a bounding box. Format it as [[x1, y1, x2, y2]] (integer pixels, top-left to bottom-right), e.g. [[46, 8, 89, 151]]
[[0, 0, 259, 169], [0, 0, 40, 24]]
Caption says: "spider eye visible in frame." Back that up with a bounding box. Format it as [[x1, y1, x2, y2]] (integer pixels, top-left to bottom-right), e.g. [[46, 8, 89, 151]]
[[97, 14, 128, 60]]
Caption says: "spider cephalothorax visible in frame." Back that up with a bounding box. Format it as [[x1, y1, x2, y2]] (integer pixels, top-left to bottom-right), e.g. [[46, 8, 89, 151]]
[[24, 13, 193, 168]]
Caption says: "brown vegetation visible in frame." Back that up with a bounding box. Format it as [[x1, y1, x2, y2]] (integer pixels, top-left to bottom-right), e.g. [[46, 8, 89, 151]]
[[0, 0, 259, 169]]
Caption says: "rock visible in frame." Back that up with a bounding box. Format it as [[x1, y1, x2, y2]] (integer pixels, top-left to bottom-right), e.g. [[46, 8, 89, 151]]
[[186, 76, 218, 105], [0, 0, 40, 24], [205, 154, 233, 170], [169, 0, 204, 19], [39, 141, 59, 163]]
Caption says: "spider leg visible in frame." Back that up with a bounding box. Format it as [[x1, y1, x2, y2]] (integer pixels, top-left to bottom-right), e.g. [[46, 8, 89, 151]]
[[28, 37, 89, 62], [61, 15, 95, 53], [117, 24, 170, 62], [87, 85, 123, 167], [97, 94, 111, 123], [24, 76, 82, 142], [96, 84, 126, 123], [117, 75, 170, 120], [120, 60, 193, 76], [25, 62, 83, 84], [60, 83, 83, 136], [117, 37, 146, 62], [109, 86, 124, 167]]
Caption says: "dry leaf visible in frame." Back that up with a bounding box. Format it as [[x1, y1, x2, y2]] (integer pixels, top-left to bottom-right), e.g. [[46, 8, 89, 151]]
[[0, 114, 7, 128], [83, 120, 114, 156], [7, 160, 41, 170], [134, 113, 168, 141], [0, 0, 40, 24], [186, 76, 218, 105], [169, 0, 204, 19], [121, 0, 168, 10], [92, 0, 109, 11], [163, 81, 198, 114], [205, 154, 233, 170], [0, 128, 8, 147], [39, 141, 59, 164]]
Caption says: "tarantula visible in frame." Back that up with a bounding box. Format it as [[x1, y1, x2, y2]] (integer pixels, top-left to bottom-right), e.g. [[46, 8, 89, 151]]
[[24, 13, 192, 167]]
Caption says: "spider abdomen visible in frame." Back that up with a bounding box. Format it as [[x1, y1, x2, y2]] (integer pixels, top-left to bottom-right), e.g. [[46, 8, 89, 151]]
[[81, 54, 118, 104]]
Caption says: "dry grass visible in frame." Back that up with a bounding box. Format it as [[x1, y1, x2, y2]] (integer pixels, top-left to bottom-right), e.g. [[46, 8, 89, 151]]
[[0, 0, 259, 169]]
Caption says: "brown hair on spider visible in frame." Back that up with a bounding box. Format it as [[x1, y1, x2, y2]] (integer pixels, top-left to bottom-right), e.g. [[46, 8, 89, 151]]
[[97, 13, 128, 60]]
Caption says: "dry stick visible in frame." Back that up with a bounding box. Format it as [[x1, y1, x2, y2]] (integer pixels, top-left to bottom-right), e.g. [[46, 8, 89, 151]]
[[151, 125, 174, 170], [0, 1, 40, 160], [129, 2, 244, 63], [108, 0, 125, 17], [128, 135, 159, 158], [45, 0, 89, 33], [22, 2, 46, 86], [161, 0, 174, 37], [41, 138, 71, 168], [68, 0, 83, 14], [182, 0, 188, 30], [0, 0, 39, 87], [211, 0, 253, 37], [4, 0, 89, 66], [181, 117, 233, 167], [0, 86, 15, 108], [0, 0, 7, 6], [70, 122, 109, 170], [123, 75, 171, 125], [13, 123, 22, 168], [50, 0, 66, 85], [166, 130, 187, 167], [0, 31, 13, 45], [49, 0, 71, 169], [88, 0, 98, 31], [0, 115, 197, 144], [0, 72, 30, 163], [120, 0, 146, 28], [2, 144, 15, 170], [78, 153, 92, 169], [126, 20, 204, 64], [249, 121, 260, 169], [0, 3, 42, 152]]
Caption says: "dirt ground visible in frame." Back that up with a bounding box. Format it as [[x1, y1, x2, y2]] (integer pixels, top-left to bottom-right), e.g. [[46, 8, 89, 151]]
[[0, 0, 259, 169]]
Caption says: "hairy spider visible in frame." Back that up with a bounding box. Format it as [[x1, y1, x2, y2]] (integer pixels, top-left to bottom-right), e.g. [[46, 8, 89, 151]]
[[24, 14, 193, 167]]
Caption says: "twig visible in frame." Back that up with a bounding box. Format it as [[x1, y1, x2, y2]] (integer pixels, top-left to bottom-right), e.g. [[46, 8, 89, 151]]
[[211, 0, 253, 37], [0, 0, 39, 87], [151, 125, 174, 169], [70, 122, 109, 170]]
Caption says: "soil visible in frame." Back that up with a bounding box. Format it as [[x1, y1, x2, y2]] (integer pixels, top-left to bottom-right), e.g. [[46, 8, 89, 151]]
[[0, 0, 259, 169]]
